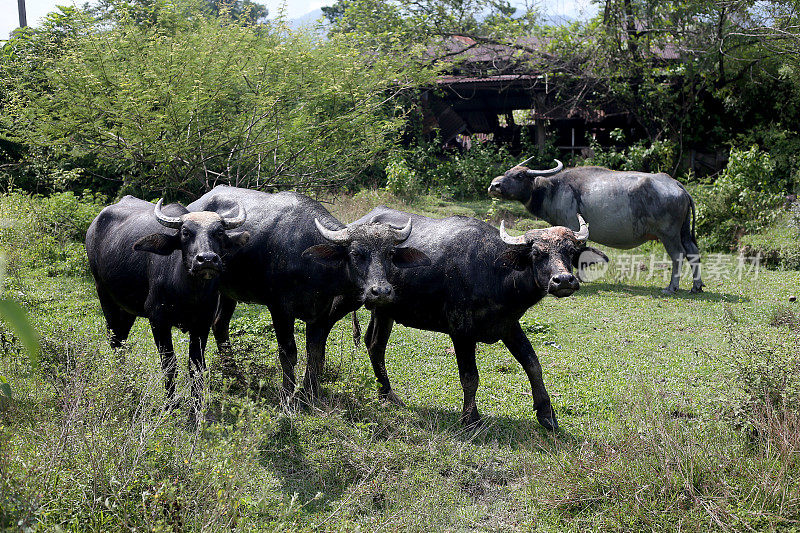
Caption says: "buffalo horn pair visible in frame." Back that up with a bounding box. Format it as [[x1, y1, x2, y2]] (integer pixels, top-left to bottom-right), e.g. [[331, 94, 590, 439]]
[[154, 198, 246, 229], [499, 214, 589, 245], [315, 217, 413, 244]]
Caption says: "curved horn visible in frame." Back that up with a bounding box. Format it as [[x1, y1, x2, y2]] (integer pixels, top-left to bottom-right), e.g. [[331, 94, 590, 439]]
[[498, 220, 527, 245], [388, 218, 412, 243], [517, 154, 537, 167], [222, 201, 246, 229], [314, 218, 351, 244], [575, 213, 589, 242], [524, 159, 563, 177], [154, 198, 182, 229]]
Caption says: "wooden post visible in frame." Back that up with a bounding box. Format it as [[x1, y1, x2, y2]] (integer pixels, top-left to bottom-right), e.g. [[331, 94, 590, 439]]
[[18, 0, 28, 27], [536, 118, 546, 154]]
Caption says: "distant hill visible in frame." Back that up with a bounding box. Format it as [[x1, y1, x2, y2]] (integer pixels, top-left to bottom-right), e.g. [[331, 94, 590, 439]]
[[288, 8, 325, 30]]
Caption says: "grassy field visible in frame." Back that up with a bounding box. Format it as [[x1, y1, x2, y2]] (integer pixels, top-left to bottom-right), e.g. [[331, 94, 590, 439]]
[[2, 193, 800, 531]]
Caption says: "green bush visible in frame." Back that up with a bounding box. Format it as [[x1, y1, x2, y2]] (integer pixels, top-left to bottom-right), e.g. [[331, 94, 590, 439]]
[[581, 131, 676, 174], [695, 145, 783, 250], [738, 213, 800, 269], [725, 311, 800, 448], [0, 191, 104, 275], [2, 0, 425, 195], [734, 126, 800, 193], [384, 156, 419, 200]]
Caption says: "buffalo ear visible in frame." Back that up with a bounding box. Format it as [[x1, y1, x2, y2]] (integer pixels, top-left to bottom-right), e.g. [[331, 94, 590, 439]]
[[133, 233, 180, 255], [533, 176, 550, 189], [495, 247, 531, 271], [392, 247, 431, 268], [302, 244, 346, 265], [226, 230, 250, 249]]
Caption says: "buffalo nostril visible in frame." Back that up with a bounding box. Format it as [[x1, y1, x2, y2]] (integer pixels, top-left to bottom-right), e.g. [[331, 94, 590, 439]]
[[551, 273, 575, 286], [370, 285, 391, 296], [198, 253, 220, 264]]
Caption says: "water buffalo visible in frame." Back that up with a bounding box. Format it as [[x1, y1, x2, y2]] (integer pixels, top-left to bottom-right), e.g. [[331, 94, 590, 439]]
[[85, 196, 250, 415], [187, 186, 430, 404], [488, 159, 703, 294], [350, 207, 608, 431]]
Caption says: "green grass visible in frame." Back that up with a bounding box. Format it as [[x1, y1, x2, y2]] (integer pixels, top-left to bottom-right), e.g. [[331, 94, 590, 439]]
[[2, 193, 800, 531]]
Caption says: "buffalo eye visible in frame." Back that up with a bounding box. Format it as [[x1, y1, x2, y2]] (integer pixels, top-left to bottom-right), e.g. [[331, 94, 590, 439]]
[[386, 249, 395, 259], [350, 249, 364, 259], [181, 227, 191, 238]]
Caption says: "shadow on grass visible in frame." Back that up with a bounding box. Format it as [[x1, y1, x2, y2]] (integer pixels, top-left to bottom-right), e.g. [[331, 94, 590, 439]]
[[410, 405, 583, 450], [577, 281, 746, 303]]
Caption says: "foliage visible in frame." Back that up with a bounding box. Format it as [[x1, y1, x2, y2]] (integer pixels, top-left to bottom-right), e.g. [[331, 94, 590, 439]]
[[2, 0, 431, 197], [739, 212, 800, 270], [384, 155, 418, 200], [386, 130, 559, 200], [323, 0, 539, 54], [0, 257, 39, 403], [0, 191, 104, 277], [725, 310, 800, 455], [733, 126, 800, 193], [581, 131, 676, 173], [696, 145, 783, 250]]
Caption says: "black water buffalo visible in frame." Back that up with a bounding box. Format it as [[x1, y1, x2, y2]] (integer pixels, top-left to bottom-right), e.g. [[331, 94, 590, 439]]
[[187, 186, 430, 403], [351, 206, 608, 431], [85, 196, 250, 414], [488, 159, 703, 294]]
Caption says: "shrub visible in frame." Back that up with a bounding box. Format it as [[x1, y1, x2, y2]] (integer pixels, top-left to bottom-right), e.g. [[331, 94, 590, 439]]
[[738, 213, 800, 270], [3, 1, 425, 195], [724, 312, 800, 457], [384, 156, 419, 200], [0, 191, 104, 275], [695, 145, 783, 250], [581, 132, 676, 174]]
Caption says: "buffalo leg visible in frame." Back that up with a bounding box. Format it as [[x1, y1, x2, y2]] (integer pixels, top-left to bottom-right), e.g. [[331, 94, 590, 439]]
[[271, 311, 298, 403], [364, 312, 403, 405], [96, 285, 136, 348], [682, 234, 704, 293], [187, 328, 209, 424], [452, 336, 481, 426], [660, 236, 686, 294], [212, 295, 237, 354], [150, 320, 177, 404], [502, 324, 558, 431], [300, 319, 335, 404]]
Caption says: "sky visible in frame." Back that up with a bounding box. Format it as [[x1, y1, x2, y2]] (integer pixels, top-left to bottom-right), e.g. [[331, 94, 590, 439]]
[[1, 0, 596, 40]]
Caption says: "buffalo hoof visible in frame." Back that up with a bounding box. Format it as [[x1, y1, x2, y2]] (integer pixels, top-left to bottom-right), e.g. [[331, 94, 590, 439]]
[[661, 287, 678, 295], [460, 409, 482, 428], [690, 286, 704, 294], [286, 391, 313, 413], [379, 390, 406, 407], [536, 406, 559, 432]]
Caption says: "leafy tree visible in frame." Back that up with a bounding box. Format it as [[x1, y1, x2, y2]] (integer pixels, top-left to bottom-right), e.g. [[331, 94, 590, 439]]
[[323, 0, 539, 62], [2, 0, 432, 196]]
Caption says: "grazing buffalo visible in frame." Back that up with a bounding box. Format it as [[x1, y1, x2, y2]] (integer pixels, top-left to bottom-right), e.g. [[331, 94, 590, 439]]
[[187, 186, 430, 404], [85, 196, 250, 415], [351, 206, 608, 431], [488, 159, 703, 294]]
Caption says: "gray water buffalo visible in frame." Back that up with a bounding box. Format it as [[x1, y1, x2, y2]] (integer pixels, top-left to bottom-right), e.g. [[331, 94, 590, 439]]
[[85, 196, 250, 415], [350, 207, 607, 431], [488, 159, 703, 294], [187, 186, 430, 404]]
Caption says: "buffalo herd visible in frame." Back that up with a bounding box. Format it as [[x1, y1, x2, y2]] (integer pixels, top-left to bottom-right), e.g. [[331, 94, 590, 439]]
[[86, 160, 700, 430]]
